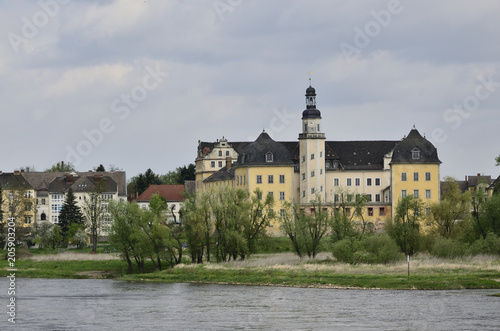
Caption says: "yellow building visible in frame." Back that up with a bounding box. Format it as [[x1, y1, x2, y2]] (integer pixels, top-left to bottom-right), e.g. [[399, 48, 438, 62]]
[[390, 127, 442, 218], [0, 172, 36, 228], [196, 84, 442, 231]]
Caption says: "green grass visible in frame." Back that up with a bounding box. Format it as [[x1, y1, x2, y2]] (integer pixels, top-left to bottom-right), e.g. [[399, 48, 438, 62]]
[[118, 265, 500, 290], [2, 251, 499, 290]]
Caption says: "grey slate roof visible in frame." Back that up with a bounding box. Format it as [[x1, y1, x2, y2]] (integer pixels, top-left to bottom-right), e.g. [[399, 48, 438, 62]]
[[0, 173, 33, 190], [235, 131, 294, 167], [199, 138, 398, 171], [48, 174, 118, 194], [203, 166, 235, 183], [390, 128, 441, 164]]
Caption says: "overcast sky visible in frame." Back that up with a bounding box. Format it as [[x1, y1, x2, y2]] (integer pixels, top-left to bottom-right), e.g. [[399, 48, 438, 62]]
[[1, 0, 499, 182]]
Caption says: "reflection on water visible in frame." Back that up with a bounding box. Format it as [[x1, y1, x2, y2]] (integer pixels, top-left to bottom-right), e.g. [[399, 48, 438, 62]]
[[0, 278, 499, 330]]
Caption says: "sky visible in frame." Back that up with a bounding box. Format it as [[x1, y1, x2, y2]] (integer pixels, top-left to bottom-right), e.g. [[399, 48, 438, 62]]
[[1, 0, 499, 182]]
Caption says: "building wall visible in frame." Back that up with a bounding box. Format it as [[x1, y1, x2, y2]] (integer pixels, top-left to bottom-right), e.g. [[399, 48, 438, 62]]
[[390, 163, 441, 214]]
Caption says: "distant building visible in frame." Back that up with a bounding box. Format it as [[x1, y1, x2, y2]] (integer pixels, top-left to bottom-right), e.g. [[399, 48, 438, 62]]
[[195, 84, 441, 230], [0, 170, 127, 234], [136, 183, 193, 223]]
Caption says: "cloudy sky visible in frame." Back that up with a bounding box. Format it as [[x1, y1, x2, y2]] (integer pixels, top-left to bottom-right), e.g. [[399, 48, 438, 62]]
[[1, 0, 499, 181]]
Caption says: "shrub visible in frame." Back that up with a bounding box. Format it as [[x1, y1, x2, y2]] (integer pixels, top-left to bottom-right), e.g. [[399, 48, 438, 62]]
[[333, 235, 402, 264], [468, 233, 500, 255], [430, 238, 468, 258]]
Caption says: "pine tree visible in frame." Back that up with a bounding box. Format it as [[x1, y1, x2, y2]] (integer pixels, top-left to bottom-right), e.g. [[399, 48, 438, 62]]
[[58, 187, 84, 241]]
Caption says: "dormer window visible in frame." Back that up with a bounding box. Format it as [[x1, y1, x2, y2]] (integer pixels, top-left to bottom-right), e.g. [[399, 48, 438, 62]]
[[412, 148, 420, 160], [266, 152, 274, 163]]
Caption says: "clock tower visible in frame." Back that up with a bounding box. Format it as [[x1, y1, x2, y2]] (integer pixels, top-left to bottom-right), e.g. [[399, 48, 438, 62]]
[[299, 85, 326, 204]]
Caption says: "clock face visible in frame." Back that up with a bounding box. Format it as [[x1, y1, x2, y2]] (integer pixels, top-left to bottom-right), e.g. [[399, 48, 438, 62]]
[[309, 121, 314, 127]]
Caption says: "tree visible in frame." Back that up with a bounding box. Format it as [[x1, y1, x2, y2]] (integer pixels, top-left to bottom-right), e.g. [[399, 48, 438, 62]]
[[386, 195, 424, 257], [82, 181, 106, 253], [471, 182, 489, 239], [330, 189, 359, 244], [129, 168, 162, 196], [46, 161, 75, 172], [480, 194, 500, 236], [430, 177, 471, 238], [161, 164, 196, 185], [181, 192, 213, 263], [58, 188, 84, 243], [71, 228, 88, 249], [281, 196, 331, 258], [33, 222, 54, 248], [94, 164, 106, 172], [496, 154, 500, 166], [244, 188, 275, 254], [109, 201, 141, 273]]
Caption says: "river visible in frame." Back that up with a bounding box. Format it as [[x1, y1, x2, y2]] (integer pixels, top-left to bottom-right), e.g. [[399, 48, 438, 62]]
[[1, 278, 499, 330]]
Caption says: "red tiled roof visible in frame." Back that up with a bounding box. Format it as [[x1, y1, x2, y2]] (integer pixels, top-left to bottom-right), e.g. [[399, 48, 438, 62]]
[[136, 185, 185, 202]]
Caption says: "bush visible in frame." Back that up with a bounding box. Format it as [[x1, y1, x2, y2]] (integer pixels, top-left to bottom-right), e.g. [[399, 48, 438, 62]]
[[468, 233, 500, 255], [430, 238, 468, 258], [333, 235, 402, 264]]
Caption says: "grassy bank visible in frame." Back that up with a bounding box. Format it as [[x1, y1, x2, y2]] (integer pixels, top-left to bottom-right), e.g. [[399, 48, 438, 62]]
[[2, 251, 499, 290]]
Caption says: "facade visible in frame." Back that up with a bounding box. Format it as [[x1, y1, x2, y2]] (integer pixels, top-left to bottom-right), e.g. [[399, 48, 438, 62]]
[[0, 171, 36, 227], [0, 171, 127, 234], [136, 184, 189, 223], [195, 85, 442, 230]]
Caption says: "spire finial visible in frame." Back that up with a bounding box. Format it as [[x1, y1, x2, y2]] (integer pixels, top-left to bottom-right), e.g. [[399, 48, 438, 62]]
[[308, 71, 313, 86]]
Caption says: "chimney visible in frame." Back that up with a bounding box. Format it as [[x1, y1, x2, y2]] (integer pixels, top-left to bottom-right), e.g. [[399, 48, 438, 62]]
[[65, 174, 74, 184], [226, 156, 232, 170], [477, 173, 481, 177], [14, 170, 20, 175]]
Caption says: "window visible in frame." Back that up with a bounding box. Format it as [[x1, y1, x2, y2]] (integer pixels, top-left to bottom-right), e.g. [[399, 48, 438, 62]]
[[401, 173, 407, 181], [375, 178, 381, 186], [256, 190, 263, 200], [367, 178, 372, 186], [375, 194, 381, 202], [345, 208, 351, 216], [425, 172, 431, 181], [9, 192, 13, 199], [320, 186, 323, 192], [24, 202, 32, 211], [41, 213, 46, 221], [218, 161, 223, 167], [334, 178, 339, 186], [379, 207, 386, 216], [266, 152, 274, 162], [280, 209, 285, 218], [413, 172, 419, 181], [311, 188, 315, 194], [52, 194, 64, 202], [211, 161, 215, 168], [256, 175, 262, 184], [51, 204, 62, 213], [279, 192, 285, 200], [412, 148, 420, 160], [24, 191, 32, 198], [347, 194, 353, 202], [268, 175, 274, 184], [367, 194, 372, 202], [302, 191, 305, 198], [355, 178, 360, 186], [302, 156, 306, 163], [425, 208, 431, 215], [226, 151, 230, 156], [268, 192, 274, 198], [402, 190, 407, 198], [24, 216, 32, 224], [302, 173, 306, 180], [279, 175, 285, 184], [368, 207, 374, 216], [347, 178, 352, 186], [311, 154, 314, 160], [41, 198, 46, 205], [320, 169, 323, 175], [334, 194, 339, 202], [311, 171, 315, 177], [413, 190, 419, 198], [320, 151, 323, 157], [218, 150, 222, 156], [425, 190, 431, 199]]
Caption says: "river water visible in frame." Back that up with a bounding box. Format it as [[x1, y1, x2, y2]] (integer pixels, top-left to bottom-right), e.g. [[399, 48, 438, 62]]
[[1, 278, 499, 330]]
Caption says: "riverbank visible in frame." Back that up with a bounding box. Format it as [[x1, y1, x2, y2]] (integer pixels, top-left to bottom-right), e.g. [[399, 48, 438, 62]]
[[2, 252, 500, 290]]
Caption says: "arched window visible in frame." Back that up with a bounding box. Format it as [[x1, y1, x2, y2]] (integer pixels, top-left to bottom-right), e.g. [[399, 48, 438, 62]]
[[41, 213, 46, 221]]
